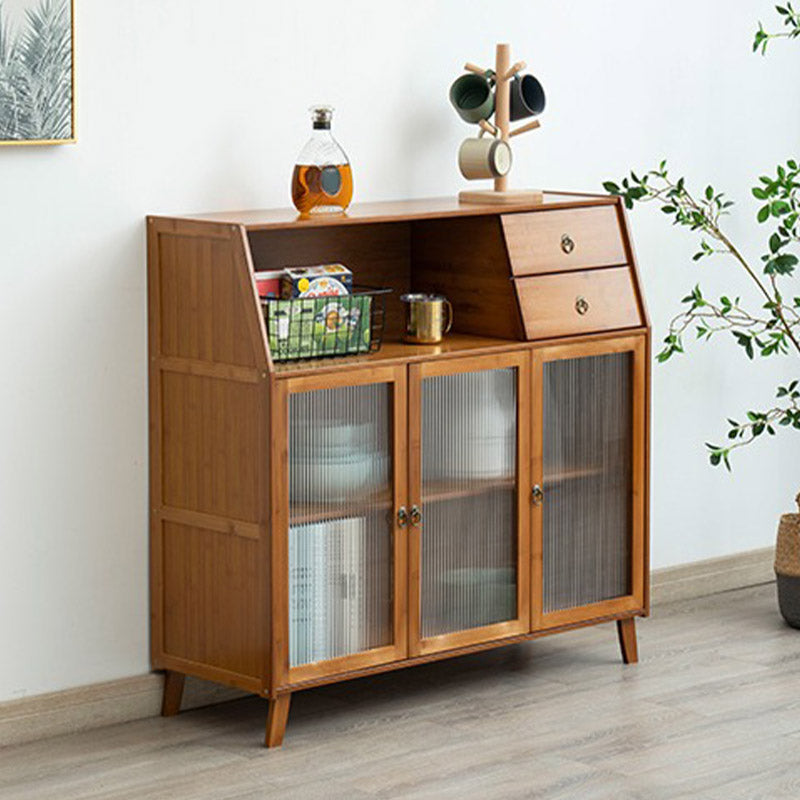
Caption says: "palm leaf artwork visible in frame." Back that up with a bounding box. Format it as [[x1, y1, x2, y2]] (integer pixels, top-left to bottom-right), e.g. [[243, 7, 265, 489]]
[[0, 0, 72, 142]]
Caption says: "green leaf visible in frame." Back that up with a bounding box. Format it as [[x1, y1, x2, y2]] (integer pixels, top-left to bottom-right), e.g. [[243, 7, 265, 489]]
[[765, 253, 799, 275], [772, 200, 791, 216], [734, 331, 755, 359], [758, 205, 770, 223]]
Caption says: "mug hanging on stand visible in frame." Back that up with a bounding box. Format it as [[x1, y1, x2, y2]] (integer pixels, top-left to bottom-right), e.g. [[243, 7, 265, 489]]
[[449, 71, 495, 123], [509, 73, 546, 121], [458, 135, 512, 180]]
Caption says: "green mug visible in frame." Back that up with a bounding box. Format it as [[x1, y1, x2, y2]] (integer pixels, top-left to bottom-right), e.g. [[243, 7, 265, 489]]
[[449, 71, 495, 124]]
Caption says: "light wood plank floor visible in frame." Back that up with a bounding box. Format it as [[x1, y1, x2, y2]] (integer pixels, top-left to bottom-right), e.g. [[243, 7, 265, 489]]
[[2, 583, 799, 799]]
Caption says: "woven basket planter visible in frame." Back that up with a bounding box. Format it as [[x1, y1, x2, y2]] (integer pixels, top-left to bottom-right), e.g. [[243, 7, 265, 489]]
[[775, 493, 800, 629]]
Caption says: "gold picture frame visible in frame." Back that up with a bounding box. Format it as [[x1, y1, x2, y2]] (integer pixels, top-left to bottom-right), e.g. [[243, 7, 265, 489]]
[[0, 0, 76, 146]]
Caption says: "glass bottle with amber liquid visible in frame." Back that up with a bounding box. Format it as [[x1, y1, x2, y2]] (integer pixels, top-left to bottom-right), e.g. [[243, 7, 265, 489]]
[[291, 105, 353, 215]]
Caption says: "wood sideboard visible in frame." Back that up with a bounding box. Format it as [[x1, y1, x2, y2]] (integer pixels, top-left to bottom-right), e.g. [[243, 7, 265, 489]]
[[147, 193, 650, 747]]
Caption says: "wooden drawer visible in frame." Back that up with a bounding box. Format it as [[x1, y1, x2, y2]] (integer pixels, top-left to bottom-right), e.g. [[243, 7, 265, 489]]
[[502, 205, 626, 275], [515, 267, 641, 340]]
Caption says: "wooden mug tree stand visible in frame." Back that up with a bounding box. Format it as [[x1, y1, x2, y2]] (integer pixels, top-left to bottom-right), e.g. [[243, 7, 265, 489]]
[[459, 42, 543, 205]]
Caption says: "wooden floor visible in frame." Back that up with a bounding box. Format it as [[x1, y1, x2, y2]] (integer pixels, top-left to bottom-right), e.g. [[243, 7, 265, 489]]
[[2, 583, 799, 799]]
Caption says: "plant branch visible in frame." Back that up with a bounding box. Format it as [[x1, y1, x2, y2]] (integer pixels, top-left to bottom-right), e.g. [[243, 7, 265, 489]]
[[717, 229, 800, 355], [754, 3, 800, 53], [707, 380, 800, 469], [602, 4, 800, 470], [603, 164, 800, 359]]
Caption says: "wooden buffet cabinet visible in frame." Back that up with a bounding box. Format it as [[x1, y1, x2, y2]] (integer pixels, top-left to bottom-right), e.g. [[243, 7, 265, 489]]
[[147, 192, 650, 747]]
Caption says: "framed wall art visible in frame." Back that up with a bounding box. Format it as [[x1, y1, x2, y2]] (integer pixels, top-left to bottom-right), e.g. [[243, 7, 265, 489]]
[[0, 0, 75, 146]]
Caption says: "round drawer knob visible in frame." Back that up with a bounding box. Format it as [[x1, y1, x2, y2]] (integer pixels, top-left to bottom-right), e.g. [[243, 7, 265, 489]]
[[575, 296, 590, 315], [561, 233, 575, 254]]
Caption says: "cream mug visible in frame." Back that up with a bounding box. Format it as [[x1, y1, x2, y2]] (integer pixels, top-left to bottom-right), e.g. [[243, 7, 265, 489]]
[[458, 136, 512, 180], [400, 293, 453, 344]]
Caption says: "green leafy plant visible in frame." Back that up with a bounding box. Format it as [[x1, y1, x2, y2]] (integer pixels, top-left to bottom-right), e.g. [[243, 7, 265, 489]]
[[0, 0, 72, 141], [754, 2, 800, 53], [604, 6, 800, 469]]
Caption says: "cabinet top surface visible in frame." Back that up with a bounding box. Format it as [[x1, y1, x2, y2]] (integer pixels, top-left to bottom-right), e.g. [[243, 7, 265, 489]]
[[166, 192, 616, 231]]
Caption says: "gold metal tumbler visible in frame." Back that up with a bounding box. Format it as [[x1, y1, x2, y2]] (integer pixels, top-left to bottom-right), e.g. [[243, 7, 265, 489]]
[[400, 293, 454, 344]]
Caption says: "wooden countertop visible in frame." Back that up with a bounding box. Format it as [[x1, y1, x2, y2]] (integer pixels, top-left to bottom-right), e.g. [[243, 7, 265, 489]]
[[173, 192, 616, 232]]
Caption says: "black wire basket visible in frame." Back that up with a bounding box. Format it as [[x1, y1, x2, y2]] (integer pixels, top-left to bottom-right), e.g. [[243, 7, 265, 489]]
[[261, 286, 391, 362]]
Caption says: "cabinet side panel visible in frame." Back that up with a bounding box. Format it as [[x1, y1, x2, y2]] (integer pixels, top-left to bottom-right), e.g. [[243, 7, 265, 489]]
[[161, 372, 261, 522], [158, 229, 259, 367], [148, 218, 269, 685], [162, 522, 260, 678], [616, 200, 652, 329]]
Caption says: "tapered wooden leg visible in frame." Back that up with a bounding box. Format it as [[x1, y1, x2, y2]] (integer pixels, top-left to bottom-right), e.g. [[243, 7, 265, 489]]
[[161, 670, 185, 716], [616, 617, 638, 664], [265, 694, 291, 748]]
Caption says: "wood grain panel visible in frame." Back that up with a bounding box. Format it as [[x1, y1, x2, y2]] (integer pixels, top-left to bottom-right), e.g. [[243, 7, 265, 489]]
[[158, 506, 261, 541], [410, 215, 523, 340], [502, 205, 626, 275], [161, 372, 261, 522], [157, 232, 257, 366], [515, 267, 641, 340], [247, 223, 411, 337], [162, 522, 260, 679]]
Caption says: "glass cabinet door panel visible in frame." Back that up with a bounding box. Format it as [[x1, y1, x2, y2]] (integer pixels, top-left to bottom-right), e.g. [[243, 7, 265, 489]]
[[542, 352, 632, 613], [420, 368, 518, 638], [288, 383, 393, 667]]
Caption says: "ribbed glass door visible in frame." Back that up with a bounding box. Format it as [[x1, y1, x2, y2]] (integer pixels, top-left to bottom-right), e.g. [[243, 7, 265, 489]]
[[285, 368, 406, 675], [410, 354, 529, 654], [537, 339, 644, 623]]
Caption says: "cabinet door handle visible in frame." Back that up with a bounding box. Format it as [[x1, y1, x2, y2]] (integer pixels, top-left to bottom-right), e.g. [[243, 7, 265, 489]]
[[561, 233, 575, 254], [575, 296, 590, 316], [410, 505, 423, 527], [532, 485, 544, 506], [397, 507, 408, 528]]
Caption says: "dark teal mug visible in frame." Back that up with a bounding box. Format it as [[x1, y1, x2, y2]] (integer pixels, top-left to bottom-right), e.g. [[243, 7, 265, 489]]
[[509, 74, 546, 121], [449, 71, 495, 123]]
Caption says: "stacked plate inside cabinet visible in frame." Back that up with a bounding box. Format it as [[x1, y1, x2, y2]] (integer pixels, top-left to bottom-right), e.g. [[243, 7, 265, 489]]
[[289, 419, 389, 503], [440, 566, 517, 629], [424, 370, 516, 481]]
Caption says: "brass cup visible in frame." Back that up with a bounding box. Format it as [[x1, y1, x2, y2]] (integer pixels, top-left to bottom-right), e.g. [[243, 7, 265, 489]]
[[400, 293, 454, 344]]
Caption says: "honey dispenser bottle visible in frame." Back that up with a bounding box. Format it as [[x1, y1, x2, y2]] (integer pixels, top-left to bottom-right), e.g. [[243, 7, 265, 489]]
[[291, 105, 353, 215]]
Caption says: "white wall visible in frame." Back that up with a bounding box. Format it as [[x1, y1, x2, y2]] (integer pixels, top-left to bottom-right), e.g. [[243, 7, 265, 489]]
[[1, 0, 797, 701]]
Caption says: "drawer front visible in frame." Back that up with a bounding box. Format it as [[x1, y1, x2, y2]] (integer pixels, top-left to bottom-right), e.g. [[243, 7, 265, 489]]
[[502, 205, 627, 275], [515, 267, 641, 340]]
